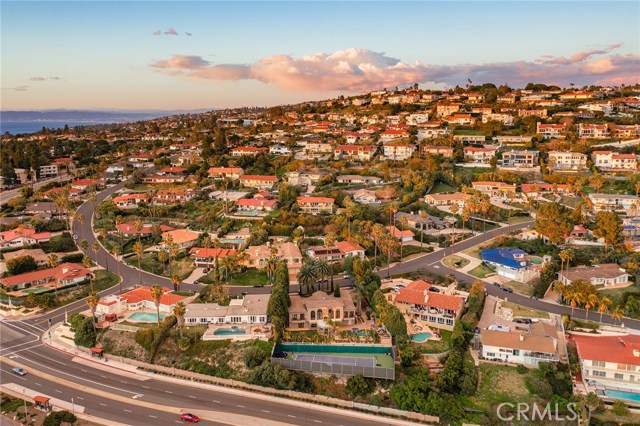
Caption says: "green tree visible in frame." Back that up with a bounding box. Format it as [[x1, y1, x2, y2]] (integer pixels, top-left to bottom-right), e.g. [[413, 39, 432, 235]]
[[73, 316, 96, 347], [150, 284, 163, 328], [244, 346, 267, 368], [345, 374, 374, 399], [534, 202, 573, 244], [593, 211, 624, 251], [6, 255, 38, 276]]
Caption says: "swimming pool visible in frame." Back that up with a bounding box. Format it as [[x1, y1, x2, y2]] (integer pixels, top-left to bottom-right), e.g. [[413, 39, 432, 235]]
[[411, 332, 433, 343], [598, 389, 640, 402], [214, 327, 247, 336], [128, 312, 166, 322]]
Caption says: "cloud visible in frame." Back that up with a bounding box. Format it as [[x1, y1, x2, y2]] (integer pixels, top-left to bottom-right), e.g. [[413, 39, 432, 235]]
[[150, 46, 640, 92], [3, 86, 29, 91], [164, 27, 178, 36], [30, 76, 62, 81]]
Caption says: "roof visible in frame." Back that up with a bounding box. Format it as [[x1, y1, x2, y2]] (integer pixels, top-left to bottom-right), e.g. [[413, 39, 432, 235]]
[[481, 248, 531, 269], [560, 264, 630, 282], [0, 227, 50, 243], [239, 175, 278, 182], [189, 247, 237, 258], [482, 330, 556, 354], [0, 263, 91, 287], [335, 240, 365, 253], [208, 167, 243, 174], [472, 181, 516, 189], [162, 229, 201, 245], [237, 198, 278, 208], [394, 280, 464, 311], [424, 192, 470, 202], [289, 290, 356, 313], [297, 196, 335, 204], [385, 225, 413, 238], [573, 334, 640, 366], [119, 286, 186, 306]]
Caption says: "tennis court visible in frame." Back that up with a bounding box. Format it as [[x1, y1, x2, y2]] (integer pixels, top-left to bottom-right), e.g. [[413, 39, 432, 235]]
[[294, 353, 375, 367]]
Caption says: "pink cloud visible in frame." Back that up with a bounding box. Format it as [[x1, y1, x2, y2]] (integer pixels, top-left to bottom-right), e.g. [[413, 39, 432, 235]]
[[150, 47, 640, 92]]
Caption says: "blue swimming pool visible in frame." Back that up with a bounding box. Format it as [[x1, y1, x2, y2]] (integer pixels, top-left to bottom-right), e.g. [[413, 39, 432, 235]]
[[128, 312, 166, 322], [214, 327, 247, 336], [599, 389, 640, 402], [411, 332, 433, 343]]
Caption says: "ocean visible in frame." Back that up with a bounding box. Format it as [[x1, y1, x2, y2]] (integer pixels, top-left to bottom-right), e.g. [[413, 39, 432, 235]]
[[0, 121, 111, 135]]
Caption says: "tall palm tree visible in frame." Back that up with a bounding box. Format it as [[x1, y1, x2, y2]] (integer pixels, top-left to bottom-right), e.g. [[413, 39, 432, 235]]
[[585, 293, 599, 320], [150, 284, 163, 328], [111, 246, 123, 294], [297, 261, 319, 295], [91, 241, 99, 264], [48, 254, 59, 295], [449, 202, 459, 235], [83, 255, 94, 291], [399, 216, 409, 262], [99, 229, 109, 271], [611, 306, 623, 325], [171, 275, 181, 293], [418, 210, 427, 251], [77, 214, 85, 226], [173, 301, 186, 338], [597, 296, 611, 323], [157, 250, 169, 275], [87, 292, 100, 333], [80, 239, 88, 252], [133, 241, 144, 285], [134, 218, 143, 242], [315, 260, 332, 291], [559, 250, 571, 274], [553, 280, 567, 303]]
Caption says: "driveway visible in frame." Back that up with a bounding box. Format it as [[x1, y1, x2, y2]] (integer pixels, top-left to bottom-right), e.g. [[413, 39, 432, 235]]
[[183, 267, 207, 284]]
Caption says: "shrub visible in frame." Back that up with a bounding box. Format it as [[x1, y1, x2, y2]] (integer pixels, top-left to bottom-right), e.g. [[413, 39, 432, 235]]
[[516, 364, 528, 374], [73, 317, 96, 348], [613, 399, 630, 416], [346, 374, 374, 399], [135, 328, 156, 351], [244, 346, 267, 368], [43, 410, 77, 426], [147, 315, 177, 362]]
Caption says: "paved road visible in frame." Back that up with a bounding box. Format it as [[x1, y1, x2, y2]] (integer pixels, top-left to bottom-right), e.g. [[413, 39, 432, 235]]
[[0, 175, 70, 206]]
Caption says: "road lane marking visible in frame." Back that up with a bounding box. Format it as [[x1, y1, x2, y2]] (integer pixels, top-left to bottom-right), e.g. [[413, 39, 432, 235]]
[[54, 390, 62, 393], [149, 415, 157, 418], [124, 409, 132, 413], [142, 386, 150, 389], [261, 410, 270, 413], [120, 380, 128, 384], [76, 397, 84, 400], [188, 395, 197, 399], [35, 382, 42, 386], [313, 420, 322, 423], [236, 404, 245, 408], [99, 403, 108, 406], [165, 390, 173, 394], [288, 415, 296, 418], [212, 400, 220, 403]]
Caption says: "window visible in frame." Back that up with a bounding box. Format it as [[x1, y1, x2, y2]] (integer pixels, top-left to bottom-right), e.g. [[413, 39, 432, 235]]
[[614, 373, 624, 380], [592, 371, 606, 378], [300, 314, 305, 320], [592, 360, 605, 368], [292, 313, 298, 320]]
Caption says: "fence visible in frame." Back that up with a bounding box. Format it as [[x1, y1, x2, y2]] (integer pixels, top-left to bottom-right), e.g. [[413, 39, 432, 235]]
[[109, 323, 139, 332], [271, 356, 395, 380]]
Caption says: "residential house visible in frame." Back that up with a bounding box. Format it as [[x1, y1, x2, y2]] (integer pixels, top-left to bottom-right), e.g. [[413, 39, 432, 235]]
[[573, 334, 640, 392], [243, 242, 303, 272], [495, 135, 533, 145], [471, 181, 517, 197], [481, 248, 538, 283], [231, 146, 269, 157], [482, 113, 514, 126], [269, 145, 292, 156], [71, 179, 103, 192], [297, 196, 335, 215], [519, 109, 548, 118], [521, 183, 570, 198], [612, 124, 640, 139], [335, 241, 366, 259], [96, 286, 186, 316], [445, 114, 475, 126], [184, 295, 269, 325], [239, 175, 278, 190], [423, 192, 470, 208], [160, 229, 201, 251], [208, 167, 244, 180], [385, 225, 414, 243], [453, 134, 486, 144], [421, 145, 454, 158], [288, 291, 357, 329], [3, 248, 52, 267], [153, 189, 198, 205], [305, 246, 345, 262], [334, 145, 378, 161], [141, 174, 185, 185], [0, 227, 51, 248], [393, 280, 465, 330], [501, 150, 540, 169], [352, 188, 381, 205], [481, 323, 560, 367], [536, 123, 566, 139], [336, 175, 383, 185], [382, 143, 416, 160], [417, 127, 451, 140], [0, 263, 91, 291], [113, 193, 148, 210], [189, 247, 237, 268], [394, 211, 447, 231], [380, 129, 410, 142], [286, 171, 328, 186], [115, 223, 173, 238], [558, 264, 631, 288], [589, 193, 640, 215], [436, 102, 461, 116], [578, 124, 610, 139], [157, 166, 187, 176], [464, 146, 498, 164], [236, 198, 279, 213], [209, 191, 249, 202], [39, 164, 59, 178], [591, 151, 637, 172], [547, 151, 588, 172]]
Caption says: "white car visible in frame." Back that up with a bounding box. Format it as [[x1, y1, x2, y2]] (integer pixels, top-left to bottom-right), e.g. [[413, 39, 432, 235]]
[[487, 325, 510, 332]]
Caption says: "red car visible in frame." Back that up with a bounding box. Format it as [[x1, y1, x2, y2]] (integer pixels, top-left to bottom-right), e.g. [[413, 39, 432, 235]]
[[180, 413, 199, 423]]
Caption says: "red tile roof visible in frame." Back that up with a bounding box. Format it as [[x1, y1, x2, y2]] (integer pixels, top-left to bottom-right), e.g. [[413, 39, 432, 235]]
[[395, 280, 464, 312], [573, 334, 640, 366], [189, 247, 237, 258], [237, 199, 278, 208], [120, 286, 186, 307], [0, 263, 91, 287], [239, 175, 278, 182], [297, 196, 335, 204]]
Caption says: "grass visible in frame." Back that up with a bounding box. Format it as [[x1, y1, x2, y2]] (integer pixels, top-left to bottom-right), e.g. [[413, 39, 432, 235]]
[[500, 301, 549, 319], [125, 252, 194, 280], [200, 268, 268, 286], [468, 363, 535, 411], [398, 245, 433, 260], [442, 255, 470, 269], [468, 263, 494, 279], [599, 284, 640, 309], [507, 215, 533, 225], [503, 280, 535, 297], [462, 239, 495, 259], [413, 329, 452, 354], [428, 182, 456, 194]]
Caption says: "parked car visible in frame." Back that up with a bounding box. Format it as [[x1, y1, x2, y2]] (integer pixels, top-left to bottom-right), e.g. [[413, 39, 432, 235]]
[[429, 287, 441, 293], [514, 318, 533, 324], [394, 284, 405, 292], [253, 284, 264, 288], [12, 367, 26, 376], [487, 325, 510, 332], [502, 287, 513, 293], [241, 292, 249, 296], [493, 282, 502, 287], [180, 413, 199, 423], [343, 274, 352, 279], [473, 327, 481, 334]]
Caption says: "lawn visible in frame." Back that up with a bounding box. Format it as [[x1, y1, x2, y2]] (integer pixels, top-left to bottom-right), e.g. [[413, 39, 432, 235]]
[[398, 245, 433, 260], [500, 301, 549, 319], [507, 215, 533, 225], [468, 263, 494, 279], [503, 280, 535, 297], [413, 329, 452, 354], [200, 268, 268, 286], [125, 252, 194, 280], [462, 240, 495, 259], [599, 284, 640, 309], [442, 255, 470, 269], [428, 182, 456, 194], [468, 363, 535, 411]]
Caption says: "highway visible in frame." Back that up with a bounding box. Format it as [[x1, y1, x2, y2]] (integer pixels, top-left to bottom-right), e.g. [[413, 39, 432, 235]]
[[0, 175, 70, 206]]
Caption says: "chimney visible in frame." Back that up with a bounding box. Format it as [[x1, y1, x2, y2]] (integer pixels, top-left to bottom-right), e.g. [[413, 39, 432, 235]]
[[634, 349, 640, 358], [519, 334, 524, 342]]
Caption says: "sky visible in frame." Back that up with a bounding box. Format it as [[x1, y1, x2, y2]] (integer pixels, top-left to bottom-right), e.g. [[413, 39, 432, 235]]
[[2, 1, 639, 110]]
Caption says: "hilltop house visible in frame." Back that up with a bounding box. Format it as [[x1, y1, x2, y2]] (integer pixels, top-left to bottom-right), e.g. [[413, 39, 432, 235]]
[[500, 150, 539, 169], [113, 193, 148, 210], [578, 124, 610, 139], [96, 286, 186, 316], [481, 322, 560, 367], [0, 227, 51, 248], [184, 295, 269, 325], [591, 151, 637, 172], [393, 280, 465, 330], [464, 146, 497, 164], [471, 181, 517, 197], [557, 264, 631, 288], [160, 229, 201, 251], [547, 151, 588, 172], [481, 248, 538, 283], [334, 145, 378, 161], [189, 247, 237, 268], [423, 192, 470, 209], [0, 263, 91, 291], [239, 175, 278, 190], [208, 167, 244, 180], [297, 196, 334, 215], [288, 291, 357, 329], [589, 194, 639, 215], [382, 142, 416, 161]]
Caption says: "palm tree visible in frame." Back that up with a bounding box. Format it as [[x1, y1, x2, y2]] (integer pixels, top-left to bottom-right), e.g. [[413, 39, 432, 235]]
[[47, 253, 59, 295], [133, 241, 144, 285], [585, 293, 599, 320], [566, 288, 584, 317], [158, 250, 169, 275], [449, 202, 459, 235], [173, 301, 186, 338], [597, 296, 611, 323], [399, 216, 408, 262], [315, 260, 332, 291], [297, 261, 319, 295], [611, 306, 623, 325], [83, 255, 94, 291], [91, 241, 99, 265], [87, 292, 100, 333], [134, 218, 143, 242], [80, 239, 88, 252], [418, 210, 427, 251], [171, 275, 181, 293], [553, 280, 567, 303], [150, 284, 163, 328], [77, 214, 85, 226]]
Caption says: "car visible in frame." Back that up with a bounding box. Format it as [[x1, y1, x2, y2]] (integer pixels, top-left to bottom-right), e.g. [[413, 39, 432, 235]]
[[428, 287, 441, 293], [180, 413, 199, 423], [492, 282, 501, 286], [514, 318, 532, 324], [394, 284, 405, 292], [193, 280, 199, 285], [241, 291, 249, 296], [253, 284, 264, 288], [473, 327, 481, 334], [12, 368, 26, 376], [487, 325, 510, 332], [343, 274, 352, 279], [502, 287, 513, 293]]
